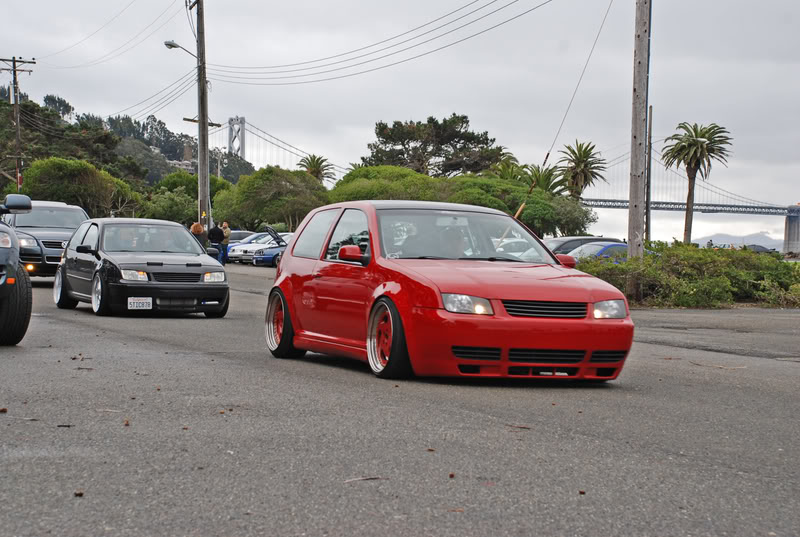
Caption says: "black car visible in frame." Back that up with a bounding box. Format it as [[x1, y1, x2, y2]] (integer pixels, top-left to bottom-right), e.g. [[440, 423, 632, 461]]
[[0, 194, 33, 345], [543, 235, 624, 254], [53, 218, 229, 317], [2, 200, 89, 277]]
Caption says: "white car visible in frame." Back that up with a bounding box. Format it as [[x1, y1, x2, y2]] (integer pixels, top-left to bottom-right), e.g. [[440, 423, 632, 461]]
[[228, 235, 280, 264]]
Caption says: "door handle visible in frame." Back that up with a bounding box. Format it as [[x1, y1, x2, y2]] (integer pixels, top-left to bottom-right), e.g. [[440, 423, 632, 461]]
[[313, 274, 323, 279]]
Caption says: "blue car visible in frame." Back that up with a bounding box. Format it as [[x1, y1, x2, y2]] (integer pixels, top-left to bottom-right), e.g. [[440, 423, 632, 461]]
[[252, 232, 293, 267], [568, 241, 653, 262], [227, 232, 272, 262]]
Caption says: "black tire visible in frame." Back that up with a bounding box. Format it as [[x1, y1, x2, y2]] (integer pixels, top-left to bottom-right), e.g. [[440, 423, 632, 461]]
[[366, 297, 413, 379], [264, 289, 306, 359], [204, 290, 230, 318], [53, 265, 78, 309], [0, 265, 32, 346], [91, 273, 111, 316]]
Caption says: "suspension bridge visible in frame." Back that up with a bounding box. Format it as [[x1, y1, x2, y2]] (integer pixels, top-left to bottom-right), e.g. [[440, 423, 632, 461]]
[[205, 117, 800, 252]]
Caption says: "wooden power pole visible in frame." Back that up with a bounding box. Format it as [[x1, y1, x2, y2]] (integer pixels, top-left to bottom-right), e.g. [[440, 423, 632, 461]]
[[627, 0, 652, 259], [191, 0, 211, 230], [0, 57, 35, 191]]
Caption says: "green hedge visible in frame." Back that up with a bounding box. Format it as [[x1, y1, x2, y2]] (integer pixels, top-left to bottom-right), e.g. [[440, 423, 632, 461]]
[[576, 243, 800, 308]]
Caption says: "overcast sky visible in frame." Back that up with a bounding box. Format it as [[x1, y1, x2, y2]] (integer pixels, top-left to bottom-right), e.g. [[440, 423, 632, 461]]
[[3, 0, 798, 241]]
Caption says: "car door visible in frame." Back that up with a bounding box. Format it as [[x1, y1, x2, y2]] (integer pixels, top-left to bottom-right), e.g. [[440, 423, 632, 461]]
[[305, 209, 373, 346], [73, 223, 100, 296], [64, 221, 91, 295], [287, 209, 340, 335]]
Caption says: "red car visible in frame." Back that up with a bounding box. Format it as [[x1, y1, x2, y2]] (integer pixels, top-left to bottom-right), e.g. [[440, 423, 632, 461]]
[[265, 201, 634, 380]]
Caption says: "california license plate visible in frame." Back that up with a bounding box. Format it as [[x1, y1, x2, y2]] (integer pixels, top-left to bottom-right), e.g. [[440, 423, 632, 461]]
[[127, 297, 153, 310]]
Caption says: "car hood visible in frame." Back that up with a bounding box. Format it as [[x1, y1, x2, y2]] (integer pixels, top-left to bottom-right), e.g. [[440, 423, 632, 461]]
[[15, 228, 75, 242], [109, 252, 221, 269], [232, 243, 274, 253], [387, 259, 624, 303]]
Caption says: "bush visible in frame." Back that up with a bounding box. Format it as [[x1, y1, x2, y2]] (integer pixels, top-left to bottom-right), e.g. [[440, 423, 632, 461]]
[[577, 243, 800, 308]]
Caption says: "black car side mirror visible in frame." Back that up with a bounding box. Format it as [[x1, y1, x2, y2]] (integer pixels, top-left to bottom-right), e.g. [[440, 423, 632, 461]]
[[0, 194, 32, 215], [206, 246, 219, 257], [76, 245, 96, 255]]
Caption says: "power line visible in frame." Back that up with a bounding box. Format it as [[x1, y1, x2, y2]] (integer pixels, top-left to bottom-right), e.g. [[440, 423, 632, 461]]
[[208, 0, 486, 70], [209, 0, 504, 76], [44, 0, 182, 69], [106, 67, 197, 119], [185, 0, 198, 39], [208, 0, 556, 87], [131, 77, 196, 120], [247, 123, 348, 173], [37, 0, 141, 59]]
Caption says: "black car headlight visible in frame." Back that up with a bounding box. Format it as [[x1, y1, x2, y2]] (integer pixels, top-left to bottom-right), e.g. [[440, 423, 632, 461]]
[[18, 237, 37, 248], [204, 271, 225, 283], [0, 231, 11, 248], [120, 270, 149, 282]]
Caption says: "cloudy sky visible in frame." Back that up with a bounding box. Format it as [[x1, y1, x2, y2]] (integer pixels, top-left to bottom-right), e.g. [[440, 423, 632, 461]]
[[3, 0, 798, 242]]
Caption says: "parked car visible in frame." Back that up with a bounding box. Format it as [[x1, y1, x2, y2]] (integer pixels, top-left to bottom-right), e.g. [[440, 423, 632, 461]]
[[227, 232, 273, 262], [0, 194, 34, 345], [228, 230, 254, 243], [743, 244, 776, 253], [265, 201, 633, 380], [228, 227, 285, 264], [567, 241, 630, 260], [253, 233, 293, 267], [543, 235, 623, 255], [2, 200, 88, 277], [53, 218, 229, 317]]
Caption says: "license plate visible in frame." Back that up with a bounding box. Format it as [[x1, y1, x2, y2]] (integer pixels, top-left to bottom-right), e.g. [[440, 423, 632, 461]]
[[127, 297, 153, 310]]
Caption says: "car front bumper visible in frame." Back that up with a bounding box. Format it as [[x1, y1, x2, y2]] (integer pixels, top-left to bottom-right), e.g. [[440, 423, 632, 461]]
[[404, 306, 634, 379], [107, 281, 229, 313], [19, 246, 63, 276]]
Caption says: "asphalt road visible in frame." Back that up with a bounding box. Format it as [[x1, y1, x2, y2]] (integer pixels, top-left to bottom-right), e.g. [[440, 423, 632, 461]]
[[2, 264, 799, 537]]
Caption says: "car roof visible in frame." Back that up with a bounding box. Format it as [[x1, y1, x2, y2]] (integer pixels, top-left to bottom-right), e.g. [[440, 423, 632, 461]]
[[87, 218, 185, 227], [31, 200, 84, 210], [322, 200, 507, 215], [548, 236, 622, 242]]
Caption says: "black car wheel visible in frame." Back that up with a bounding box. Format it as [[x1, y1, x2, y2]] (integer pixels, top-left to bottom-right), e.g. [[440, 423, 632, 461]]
[[53, 265, 78, 309], [0, 265, 32, 346], [204, 290, 230, 318], [91, 273, 111, 316]]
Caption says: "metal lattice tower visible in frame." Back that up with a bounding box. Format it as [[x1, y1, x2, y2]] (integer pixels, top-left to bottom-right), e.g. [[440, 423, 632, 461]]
[[227, 116, 246, 159]]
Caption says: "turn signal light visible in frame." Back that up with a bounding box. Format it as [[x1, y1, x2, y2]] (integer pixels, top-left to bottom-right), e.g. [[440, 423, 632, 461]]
[[6, 278, 14, 285]]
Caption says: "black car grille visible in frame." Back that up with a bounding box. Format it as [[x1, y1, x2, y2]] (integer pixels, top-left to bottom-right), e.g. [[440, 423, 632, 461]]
[[42, 240, 64, 249], [451, 346, 501, 361], [152, 272, 202, 283], [509, 349, 587, 363], [501, 300, 588, 318], [590, 350, 628, 363], [20, 254, 40, 263]]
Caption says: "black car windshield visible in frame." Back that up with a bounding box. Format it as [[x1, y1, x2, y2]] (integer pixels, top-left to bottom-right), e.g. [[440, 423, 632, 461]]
[[377, 209, 556, 264], [14, 207, 87, 228], [103, 224, 205, 254]]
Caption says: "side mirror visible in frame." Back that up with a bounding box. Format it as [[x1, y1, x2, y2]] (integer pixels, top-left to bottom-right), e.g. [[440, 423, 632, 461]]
[[0, 194, 32, 215], [556, 254, 577, 268], [206, 246, 219, 257], [76, 244, 95, 255], [339, 245, 369, 265]]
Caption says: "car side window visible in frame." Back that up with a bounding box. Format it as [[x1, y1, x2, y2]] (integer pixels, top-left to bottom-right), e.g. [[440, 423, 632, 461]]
[[81, 224, 99, 249], [325, 209, 370, 261], [292, 210, 338, 259], [68, 222, 91, 250]]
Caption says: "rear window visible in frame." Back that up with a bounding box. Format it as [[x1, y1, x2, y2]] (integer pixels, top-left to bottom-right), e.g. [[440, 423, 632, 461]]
[[292, 210, 338, 259]]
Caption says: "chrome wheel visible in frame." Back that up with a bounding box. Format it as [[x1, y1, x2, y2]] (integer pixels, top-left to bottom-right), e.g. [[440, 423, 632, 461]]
[[265, 292, 284, 351], [367, 302, 393, 374], [52, 270, 63, 304], [91, 275, 102, 313]]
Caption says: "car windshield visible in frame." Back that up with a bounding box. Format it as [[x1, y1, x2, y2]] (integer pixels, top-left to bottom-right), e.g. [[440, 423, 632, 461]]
[[102, 224, 205, 254], [14, 207, 87, 228], [543, 238, 566, 250], [568, 243, 607, 258], [377, 209, 556, 264], [255, 234, 280, 245]]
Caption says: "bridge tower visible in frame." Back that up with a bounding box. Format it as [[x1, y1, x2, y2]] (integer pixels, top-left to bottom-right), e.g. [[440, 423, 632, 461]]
[[227, 116, 246, 160], [785, 206, 800, 253]]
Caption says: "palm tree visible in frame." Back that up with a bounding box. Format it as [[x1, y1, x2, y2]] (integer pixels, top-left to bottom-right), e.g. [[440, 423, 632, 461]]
[[662, 122, 732, 243], [527, 164, 568, 195], [487, 158, 529, 184], [557, 141, 607, 199], [298, 154, 335, 184]]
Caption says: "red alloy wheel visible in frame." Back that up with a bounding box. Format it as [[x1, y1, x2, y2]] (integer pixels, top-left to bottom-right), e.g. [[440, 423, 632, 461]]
[[375, 310, 392, 367], [273, 299, 284, 343]]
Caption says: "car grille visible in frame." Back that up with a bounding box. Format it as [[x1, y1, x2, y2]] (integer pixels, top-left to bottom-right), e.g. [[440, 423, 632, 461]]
[[20, 254, 40, 263], [152, 272, 202, 283], [42, 240, 64, 249], [451, 346, 501, 361], [509, 349, 586, 363], [45, 256, 62, 264], [590, 350, 628, 363], [501, 300, 587, 318]]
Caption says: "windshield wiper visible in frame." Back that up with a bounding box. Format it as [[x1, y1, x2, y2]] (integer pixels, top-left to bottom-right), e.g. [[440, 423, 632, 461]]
[[459, 256, 525, 262], [397, 255, 450, 260]]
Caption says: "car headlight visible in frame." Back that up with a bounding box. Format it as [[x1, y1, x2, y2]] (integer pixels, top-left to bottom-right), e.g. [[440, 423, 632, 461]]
[[0, 232, 11, 248], [204, 271, 225, 282], [18, 237, 37, 248], [120, 270, 148, 281], [254, 249, 265, 256], [442, 294, 494, 315], [593, 299, 627, 319]]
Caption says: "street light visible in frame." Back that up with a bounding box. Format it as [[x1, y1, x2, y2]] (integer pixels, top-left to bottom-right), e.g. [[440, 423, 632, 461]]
[[164, 2, 210, 232]]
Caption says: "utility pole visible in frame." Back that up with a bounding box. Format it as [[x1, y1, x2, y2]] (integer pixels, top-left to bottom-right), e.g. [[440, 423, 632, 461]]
[[192, 0, 210, 230], [645, 105, 653, 242], [0, 57, 35, 192], [627, 0, 651, 260]]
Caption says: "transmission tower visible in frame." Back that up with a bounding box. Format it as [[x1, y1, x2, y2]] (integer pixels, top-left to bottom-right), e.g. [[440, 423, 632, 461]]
[[227, 116, 246, 159]]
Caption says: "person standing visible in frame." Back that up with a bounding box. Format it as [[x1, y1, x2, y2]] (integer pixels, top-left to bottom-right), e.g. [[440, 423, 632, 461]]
[[208, 223, 225, 264], [221, 221, 232, 265], [190, 222, 207, 247]]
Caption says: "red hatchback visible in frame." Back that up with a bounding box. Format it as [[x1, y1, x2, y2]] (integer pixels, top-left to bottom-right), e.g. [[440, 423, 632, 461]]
[[265, 201, 634, 380]]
